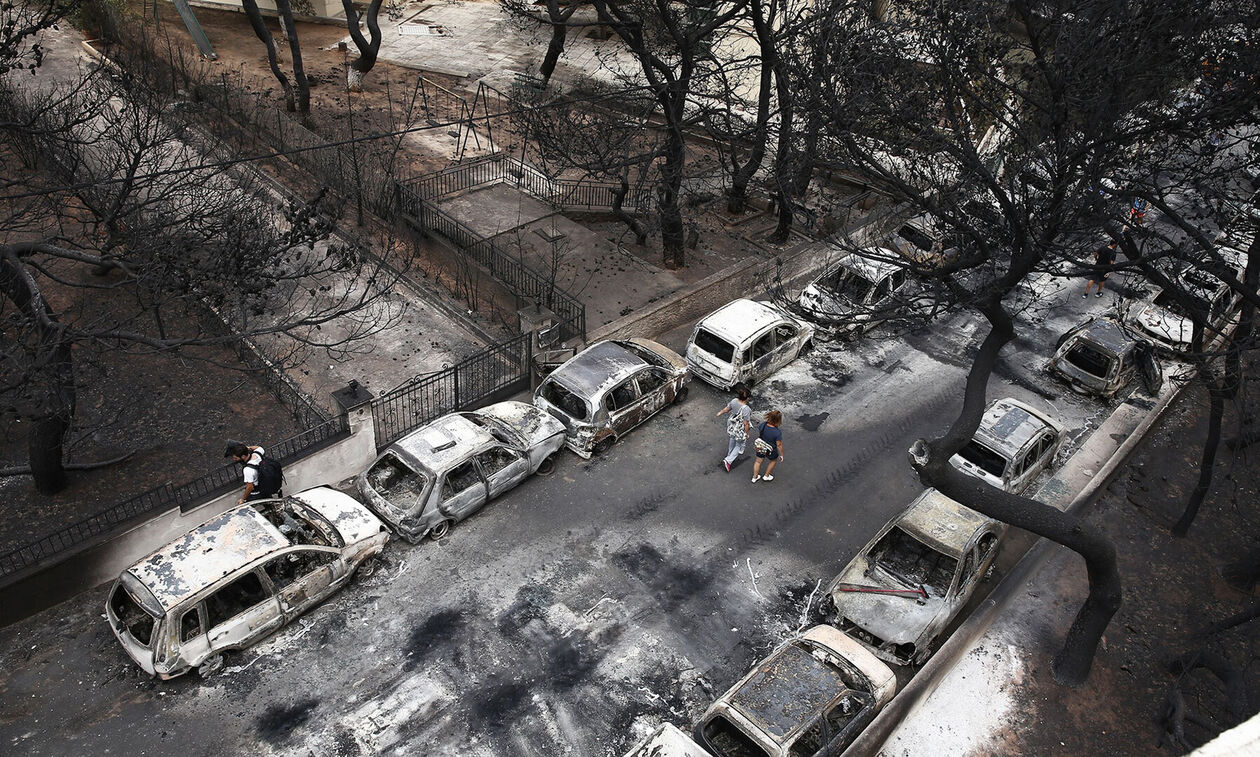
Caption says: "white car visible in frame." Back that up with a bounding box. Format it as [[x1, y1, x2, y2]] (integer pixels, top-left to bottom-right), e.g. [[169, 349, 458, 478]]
[[692, 625, 896, 757], [357, 401, 566, 542], [622, 724, 709, 757], [1124, 268, 1236, 355], [797, 249, 909, 336], [105, 488, 389, 679], [948, 397, 1065, 494], [686, 299, 814, 390], [825, 488, 1005, 666]]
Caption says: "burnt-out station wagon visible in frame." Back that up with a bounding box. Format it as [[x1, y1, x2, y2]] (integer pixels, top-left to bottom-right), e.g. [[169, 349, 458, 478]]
[[534, 338, 689, 458], [357, 401, 566, 542], [1048, 316, 1160, 398], [686, 298, 814, 390], [105, 488, 388, 679], [949, 397, 1066, 494], [693, 624, 896, 757], [825, 488, 1004, 666]]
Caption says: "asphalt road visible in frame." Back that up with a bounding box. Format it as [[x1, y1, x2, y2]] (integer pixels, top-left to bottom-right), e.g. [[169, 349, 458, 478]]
[[0, 269, 1136, 757]]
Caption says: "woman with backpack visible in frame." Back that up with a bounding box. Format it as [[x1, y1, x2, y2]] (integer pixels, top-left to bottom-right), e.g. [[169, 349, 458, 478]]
[[751, 410, 784, 483]]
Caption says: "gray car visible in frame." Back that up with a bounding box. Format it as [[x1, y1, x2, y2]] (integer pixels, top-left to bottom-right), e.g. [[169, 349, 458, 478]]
[[356, 401, 566, 542], [1048, 316, 1160, 398], [534, 338, 689, 458], [948, 397, 1066, 494], [825, 488, 1004, 666]]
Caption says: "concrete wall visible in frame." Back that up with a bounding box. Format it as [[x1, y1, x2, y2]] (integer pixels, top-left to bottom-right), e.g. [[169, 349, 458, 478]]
[[182, 0, 346, 21], [0, 402, 379, 626]]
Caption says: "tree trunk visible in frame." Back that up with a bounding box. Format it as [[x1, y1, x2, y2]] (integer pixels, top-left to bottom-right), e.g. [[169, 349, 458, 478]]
[[240, 0, 295, 112], [658, 94, 688, 269], [276, 0, 310, 114], [342, 0, 383, 91], [768, 54, 796, 243], [727, 0, 775, 215], [909, 306, 1122, 685], [540, 0, 580, 84]]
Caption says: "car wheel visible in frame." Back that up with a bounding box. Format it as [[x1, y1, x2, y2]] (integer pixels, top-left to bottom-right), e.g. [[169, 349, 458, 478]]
[[593, 436, 614, 456], [429, 519, 452, 541], [197, 654, 225, 679], [673, 386, 689, 404], [799, 339, 814, 357], [358, 555, 380, 578], [536, 455, 556, 476]]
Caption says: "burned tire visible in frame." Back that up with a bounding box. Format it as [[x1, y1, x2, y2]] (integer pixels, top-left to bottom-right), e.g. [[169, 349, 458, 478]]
[[357, 555, 380, 578], [197, 654, 225, 679], [536, 456, 556, 477], [429, 519, 452, 541], [799, 339, 814, 357], [673, 386, 690, 404], [593, 436, 614, 456]]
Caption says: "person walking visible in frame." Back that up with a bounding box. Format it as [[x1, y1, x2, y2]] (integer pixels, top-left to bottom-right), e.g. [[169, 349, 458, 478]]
[[751, 410, 784, 482], [1083, 241, 1118, 298], [225, 442, 284, 504], [716, 386, 753, 472]]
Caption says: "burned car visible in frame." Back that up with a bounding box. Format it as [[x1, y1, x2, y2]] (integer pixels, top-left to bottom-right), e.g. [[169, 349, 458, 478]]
[[534, 338, 689, 458], [1124, 268, 1237, 355], [357, 401, 566, 543], [105, 487, 389, 679], [824, 488, 1004, 666], [686, 299, 814, 390], [797, 249, 909, 336], [693, 624, 896, 757], [1048, 316, 1160, 398], [949, 397, 1065, 494], [623, 724, 709, 757]]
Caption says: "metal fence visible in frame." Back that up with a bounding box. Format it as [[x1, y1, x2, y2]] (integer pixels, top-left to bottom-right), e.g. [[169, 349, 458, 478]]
[[372, 333, 532, 447], [395, 183, 586, 342], [0, 415, 350, 579], [408, 153, 652, 211]]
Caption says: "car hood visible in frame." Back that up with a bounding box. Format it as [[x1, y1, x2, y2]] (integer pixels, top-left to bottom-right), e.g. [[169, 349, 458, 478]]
[[477, 400, 566, 447], [1135, 304, 1191, 345], [831, 561, 944, 645], [292, 487, 386, 546]]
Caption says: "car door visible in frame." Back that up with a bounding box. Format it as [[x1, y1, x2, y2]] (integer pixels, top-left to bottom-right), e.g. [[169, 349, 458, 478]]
[[476, 444, 530, 499], [603, 377, 645, 436], [633, 367, 673, 420], [747, 329, 777, 382], [265, 548, 342, 619], [437, 460, 489, 521], [175, 603, 211, 669], [205, 569, 282, 653], [770, 322, 801, 372]]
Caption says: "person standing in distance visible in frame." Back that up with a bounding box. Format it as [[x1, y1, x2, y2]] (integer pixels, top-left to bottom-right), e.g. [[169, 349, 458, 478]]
[[751, 410, 784, 482], [716, 386, 753, 472]]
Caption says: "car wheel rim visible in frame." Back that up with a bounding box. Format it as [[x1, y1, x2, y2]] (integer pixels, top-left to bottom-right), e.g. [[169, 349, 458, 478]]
[[430, 520, 452, 540]]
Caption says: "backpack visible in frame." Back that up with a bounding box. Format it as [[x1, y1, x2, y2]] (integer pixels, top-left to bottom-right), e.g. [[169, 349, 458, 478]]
[[246, 455, 285, 497]]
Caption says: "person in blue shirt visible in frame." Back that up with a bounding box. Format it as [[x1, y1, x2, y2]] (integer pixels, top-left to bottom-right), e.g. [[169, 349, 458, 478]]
[[751, 410, 784, 482]]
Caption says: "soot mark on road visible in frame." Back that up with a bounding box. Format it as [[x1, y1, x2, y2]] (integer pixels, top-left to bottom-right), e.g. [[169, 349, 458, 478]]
[[546, 633, 611, 690], [404, 608, 467, 670], [498, 583, 555, 636], [796, 412, 830, 432], [471, 676, 533, 728], [613, 543, 710, 611], [256, 697, 320, 743]]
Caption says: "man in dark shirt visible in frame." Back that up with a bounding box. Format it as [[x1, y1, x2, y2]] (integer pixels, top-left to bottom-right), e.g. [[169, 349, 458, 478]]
[[1084, 241, 1118, 298]]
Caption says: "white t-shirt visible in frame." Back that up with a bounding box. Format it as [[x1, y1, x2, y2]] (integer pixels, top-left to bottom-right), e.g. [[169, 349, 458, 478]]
[[243, 447, 265, 485]]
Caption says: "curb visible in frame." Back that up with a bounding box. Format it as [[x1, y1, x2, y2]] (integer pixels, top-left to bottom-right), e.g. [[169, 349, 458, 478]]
[[841, 375, 1188, 756]]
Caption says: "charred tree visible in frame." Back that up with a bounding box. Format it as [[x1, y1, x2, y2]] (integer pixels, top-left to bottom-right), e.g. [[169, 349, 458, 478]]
[[240, 0, 296, 112], [341, 0, 384, 91], [276, 0, 310, 114]]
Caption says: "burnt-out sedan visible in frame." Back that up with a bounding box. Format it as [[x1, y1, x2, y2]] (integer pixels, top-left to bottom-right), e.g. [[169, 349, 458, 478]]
[[693, 625, 896, 757], [357, 401, 566, 543], [105, 488, 389, 679], [824, 488, 1004, 666], [534, 338, 689, 458], [1048, 316, 1160, 398]]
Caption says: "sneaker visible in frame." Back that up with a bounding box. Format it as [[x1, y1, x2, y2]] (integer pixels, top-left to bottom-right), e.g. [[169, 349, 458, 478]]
[[724, 460, 731, 472], [1096, 291, 1104, 298], [751, 475, 761, 483], [764, 475, 775, 481], [1082, 292, 1089, 298]]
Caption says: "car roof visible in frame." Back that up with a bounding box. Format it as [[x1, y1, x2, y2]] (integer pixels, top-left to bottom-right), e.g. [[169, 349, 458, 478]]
[[391, 413, 495, 472], [898, 489, 996, 558], [697, 299, 790, 343], [836, 249, 903, 283], [727, 640, 853, 743], [975, 398, 1058, 458], [548, 340, 648, 398], [127, 505, 289, 612], [1076, 318, 1134, 354]]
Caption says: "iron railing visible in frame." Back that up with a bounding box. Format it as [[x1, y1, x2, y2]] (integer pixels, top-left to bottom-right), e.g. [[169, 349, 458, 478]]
[[0, 415, 350, 579], [408, 153, 652, 211], [372, 333, 532, 447]]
